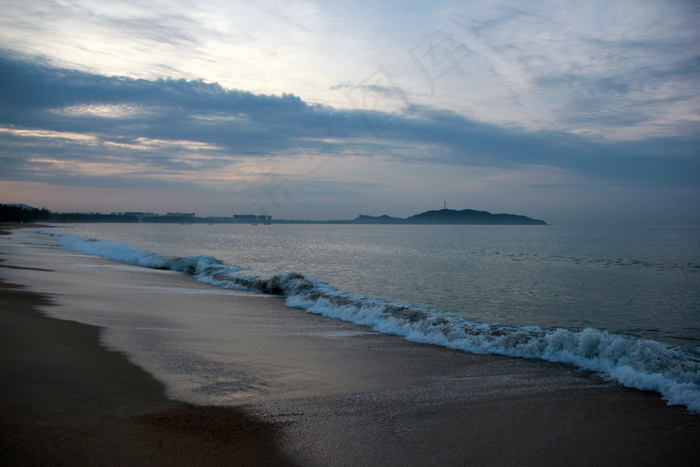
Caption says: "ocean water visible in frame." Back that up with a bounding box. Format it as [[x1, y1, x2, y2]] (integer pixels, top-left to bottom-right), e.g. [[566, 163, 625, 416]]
[[41, 223, 700, 412]]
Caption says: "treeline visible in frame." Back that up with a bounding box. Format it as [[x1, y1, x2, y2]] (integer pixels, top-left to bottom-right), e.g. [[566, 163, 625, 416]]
[[0, 205, 140, 223], [51, 213, 139, 223], [0, 204, 51, 223]]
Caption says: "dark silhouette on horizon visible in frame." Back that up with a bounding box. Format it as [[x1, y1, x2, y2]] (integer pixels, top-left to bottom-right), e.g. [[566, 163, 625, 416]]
[[354, 208, 547, 225], [1, 204, 547, 225]]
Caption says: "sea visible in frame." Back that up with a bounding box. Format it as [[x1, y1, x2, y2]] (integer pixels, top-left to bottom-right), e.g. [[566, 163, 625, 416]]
[[39, 223, 700, 412]]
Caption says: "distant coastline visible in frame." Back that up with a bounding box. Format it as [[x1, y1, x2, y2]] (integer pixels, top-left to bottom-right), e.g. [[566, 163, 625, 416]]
[[1, 204, 546, 225]]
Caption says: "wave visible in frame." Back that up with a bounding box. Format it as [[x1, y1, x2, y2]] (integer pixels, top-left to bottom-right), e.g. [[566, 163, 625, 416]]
[[45, 231, 700, 413]]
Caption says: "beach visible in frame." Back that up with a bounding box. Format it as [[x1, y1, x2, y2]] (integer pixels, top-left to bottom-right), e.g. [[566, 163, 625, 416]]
[[0, 226, 296, 466], [1, 226, 699, 466]]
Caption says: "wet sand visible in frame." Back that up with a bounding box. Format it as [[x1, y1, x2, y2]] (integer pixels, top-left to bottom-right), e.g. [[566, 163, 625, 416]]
[[0, 226, 296, 466], [1, 226, 699, 466]]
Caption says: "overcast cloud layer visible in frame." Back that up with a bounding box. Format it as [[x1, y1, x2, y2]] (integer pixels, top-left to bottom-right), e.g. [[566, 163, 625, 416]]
[[1, 0, 699, 225]]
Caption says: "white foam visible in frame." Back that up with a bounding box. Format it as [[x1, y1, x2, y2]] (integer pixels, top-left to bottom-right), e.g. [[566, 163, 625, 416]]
[[48, 231, 243, 278]]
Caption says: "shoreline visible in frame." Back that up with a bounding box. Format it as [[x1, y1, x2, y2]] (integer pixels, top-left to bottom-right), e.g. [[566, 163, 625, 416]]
[[0, 226, 297, 466], [2, 226, 700, 466], [0, 222, 52, 236]]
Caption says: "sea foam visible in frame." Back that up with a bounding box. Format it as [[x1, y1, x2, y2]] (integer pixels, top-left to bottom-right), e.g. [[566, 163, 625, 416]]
[[45, 231, 700, 413]]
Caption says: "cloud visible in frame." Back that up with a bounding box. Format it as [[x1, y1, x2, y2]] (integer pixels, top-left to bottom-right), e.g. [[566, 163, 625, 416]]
[[0, 53, 698, 217], [436, 0, 700, 139], [0, 54, 309, 154], [3, 1, 698, 142]]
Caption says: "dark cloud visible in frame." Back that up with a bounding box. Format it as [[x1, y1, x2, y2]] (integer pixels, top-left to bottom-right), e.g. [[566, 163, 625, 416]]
[[0, 56, 308, 123], [1, 53, 698, 193], [0, 53, 315, 165]]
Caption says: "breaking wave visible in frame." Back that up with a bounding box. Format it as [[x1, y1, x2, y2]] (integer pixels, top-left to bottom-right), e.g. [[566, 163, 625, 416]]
[[46, 231, 700, 413]]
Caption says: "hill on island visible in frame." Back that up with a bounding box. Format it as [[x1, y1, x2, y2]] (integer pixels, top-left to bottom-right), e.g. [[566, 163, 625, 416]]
[[353, 209, 547, 225]]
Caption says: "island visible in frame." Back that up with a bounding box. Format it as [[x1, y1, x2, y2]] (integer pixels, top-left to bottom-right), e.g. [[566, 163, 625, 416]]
[[353, 209, 547, 225]]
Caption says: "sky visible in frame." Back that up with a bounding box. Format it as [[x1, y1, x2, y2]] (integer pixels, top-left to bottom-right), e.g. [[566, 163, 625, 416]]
[[1, 0, 699, 225]]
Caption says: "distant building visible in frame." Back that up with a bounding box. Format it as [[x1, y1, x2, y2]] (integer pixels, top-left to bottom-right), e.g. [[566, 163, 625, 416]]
[[166, 212, 195, 218]]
